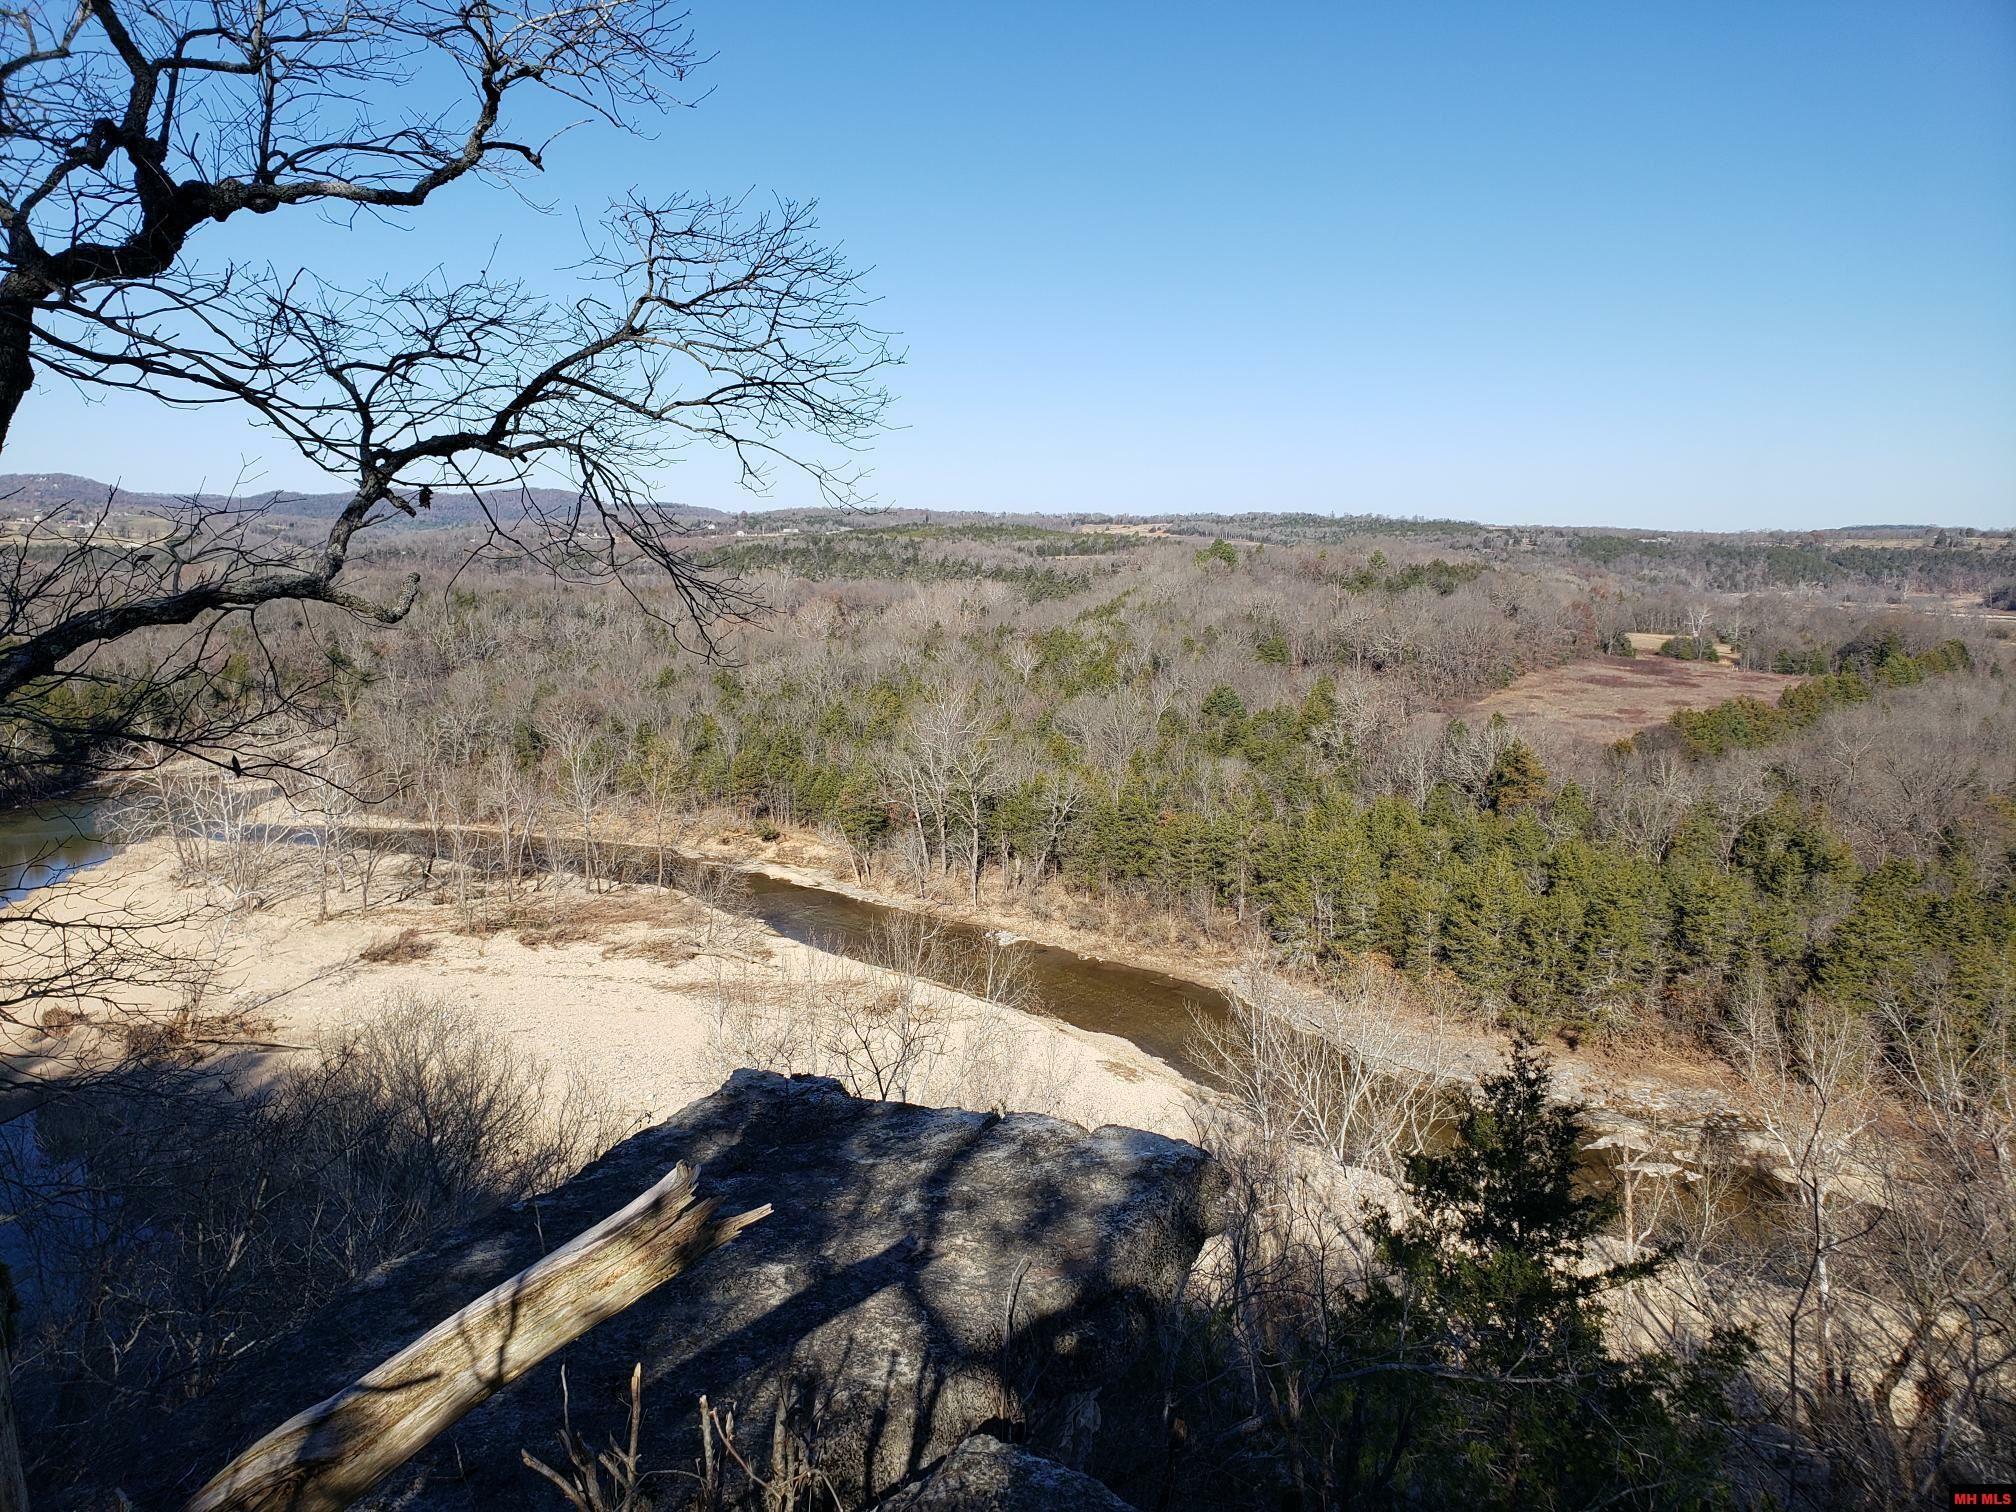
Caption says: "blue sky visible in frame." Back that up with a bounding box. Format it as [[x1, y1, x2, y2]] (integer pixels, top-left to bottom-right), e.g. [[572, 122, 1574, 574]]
[[13, 1, 2016, 528]]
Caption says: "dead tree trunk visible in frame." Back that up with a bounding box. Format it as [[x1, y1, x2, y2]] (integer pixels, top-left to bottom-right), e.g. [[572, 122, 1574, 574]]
[[0, 1335, 28, 1512], [186, 1164, 767, 1512]]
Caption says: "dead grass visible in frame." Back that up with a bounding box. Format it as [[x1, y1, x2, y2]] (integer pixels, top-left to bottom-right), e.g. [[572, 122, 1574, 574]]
[[358, 927, 436, 965], [1622, 631, 1738, 663], [607, 936, 700, 970], [451, 893, 681, 949], [1463, 656, 1800, 745]]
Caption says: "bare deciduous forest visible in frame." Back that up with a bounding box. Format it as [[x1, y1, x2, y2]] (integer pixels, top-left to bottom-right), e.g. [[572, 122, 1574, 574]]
[[2, 0, 2013, 1506], [5, 491, 2013, 1507]]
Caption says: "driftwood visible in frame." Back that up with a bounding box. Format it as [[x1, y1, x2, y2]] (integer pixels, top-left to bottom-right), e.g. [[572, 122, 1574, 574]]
[[186, 1163, 768, 1512]]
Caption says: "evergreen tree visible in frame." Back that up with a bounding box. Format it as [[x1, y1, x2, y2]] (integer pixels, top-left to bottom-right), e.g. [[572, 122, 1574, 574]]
[[1328, 1040, 1751, 1507], [1819, 857, 1933, 1014], [1440, 851, 1533, 1004], [1664, 808, 1748, 977], [1549, 780, 1596, 837], [1485, 738, 1551, 813]]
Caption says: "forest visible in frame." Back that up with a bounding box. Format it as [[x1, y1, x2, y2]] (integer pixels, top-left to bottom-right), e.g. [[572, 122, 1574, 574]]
[[6, 497, 2016, 1510], [4, 0, 2012, 1500], [144, 514, 2002, 1057]]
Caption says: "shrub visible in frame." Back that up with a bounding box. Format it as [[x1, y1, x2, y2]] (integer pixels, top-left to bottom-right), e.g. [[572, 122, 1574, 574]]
[[1194, 538, 1240, 571], [1167, 1040, 1752, 1509], [5, 994, 630, 1495], [358, 927, 436, 964]]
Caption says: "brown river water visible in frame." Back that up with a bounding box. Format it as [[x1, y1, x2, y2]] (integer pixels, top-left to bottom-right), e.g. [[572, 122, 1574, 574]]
[[0, 797, 1233, 1079]]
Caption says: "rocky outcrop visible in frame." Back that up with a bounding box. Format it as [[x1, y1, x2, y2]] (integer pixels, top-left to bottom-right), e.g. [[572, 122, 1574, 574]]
[[869, 1434, 1135, 1511], [129, 1071, 1226, 1510]]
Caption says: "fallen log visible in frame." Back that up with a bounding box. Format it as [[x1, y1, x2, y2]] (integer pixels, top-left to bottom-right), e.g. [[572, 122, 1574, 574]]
[[186, 1163, 768, 1512]]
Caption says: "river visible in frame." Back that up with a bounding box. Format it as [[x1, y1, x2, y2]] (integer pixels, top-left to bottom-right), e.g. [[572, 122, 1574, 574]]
[[0, 796, 1233, 1080], [0, 794, 121, 908], [391, 823, 1236, 1080], [0, 798, 1798, 1222]]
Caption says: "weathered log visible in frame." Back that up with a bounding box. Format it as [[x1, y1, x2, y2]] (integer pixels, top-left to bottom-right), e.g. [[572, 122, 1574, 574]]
[[186, 1163, 767, 1512]]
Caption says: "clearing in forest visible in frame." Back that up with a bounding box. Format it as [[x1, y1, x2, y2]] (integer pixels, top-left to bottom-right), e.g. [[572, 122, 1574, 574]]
[[1462, 656, 1802, 744]]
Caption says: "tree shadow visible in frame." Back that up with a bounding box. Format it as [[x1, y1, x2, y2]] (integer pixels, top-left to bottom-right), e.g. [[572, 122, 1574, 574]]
[[112, 1069, 1222, 1510], [3, 999, 609, 1504]]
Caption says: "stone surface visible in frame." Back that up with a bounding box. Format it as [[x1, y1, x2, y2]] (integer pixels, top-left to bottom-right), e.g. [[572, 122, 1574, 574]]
[[129, 1071, 1225, 1510], [869, 1434, 1136, 1511]]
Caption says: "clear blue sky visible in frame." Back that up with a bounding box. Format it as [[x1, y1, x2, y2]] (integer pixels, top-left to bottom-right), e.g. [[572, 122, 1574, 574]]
[[12, 1, 2016, 528]]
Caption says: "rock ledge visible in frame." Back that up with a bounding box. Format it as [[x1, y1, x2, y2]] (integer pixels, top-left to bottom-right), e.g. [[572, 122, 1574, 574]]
[[134, 1071, 1225, 1510]]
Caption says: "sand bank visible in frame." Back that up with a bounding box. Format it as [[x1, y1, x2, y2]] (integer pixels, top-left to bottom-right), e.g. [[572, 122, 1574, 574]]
[[3, 834, 1199, 1141]]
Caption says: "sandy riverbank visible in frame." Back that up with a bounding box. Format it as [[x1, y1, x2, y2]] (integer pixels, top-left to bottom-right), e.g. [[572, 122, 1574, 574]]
[[3, 834, 1199, 1141], [329, 799, 1758, 1137], [9, 796, 1771, 1172]]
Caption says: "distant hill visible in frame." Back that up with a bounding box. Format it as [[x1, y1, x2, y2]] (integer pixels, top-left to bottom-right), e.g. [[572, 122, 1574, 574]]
[[0, 477, 1503, 540], [0, 473, 731, 528], [2, 473, 1998, 544]]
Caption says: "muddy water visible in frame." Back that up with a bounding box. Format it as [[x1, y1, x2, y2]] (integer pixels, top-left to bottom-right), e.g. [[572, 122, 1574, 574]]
[[0, 801, 1232, 1079], [424, 829, 1237, 1080], [735, 872, 1229, 1076]]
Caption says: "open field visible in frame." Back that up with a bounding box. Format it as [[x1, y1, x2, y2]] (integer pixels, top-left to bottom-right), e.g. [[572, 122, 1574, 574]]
[[1075, 520, 1175, 538], [1829, 532, 2013, 551], [1463, 655, 1802, 743]]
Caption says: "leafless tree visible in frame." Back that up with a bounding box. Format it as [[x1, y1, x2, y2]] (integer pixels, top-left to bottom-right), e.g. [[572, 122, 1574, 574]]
[[887, 691, 991, 887], [2, 0, 896, 789], [5, 0, 660, 438], [634, 739, 688, 889], [548, 712, 613, 889], [1193, 958, 1449, 1183], [1058, 688, 1158, 800], [946, 722, 1002, 907], [1725, 995, 1882, 1506], [1003, 750, 1078, 898], [1684, 602, 1715, 658]]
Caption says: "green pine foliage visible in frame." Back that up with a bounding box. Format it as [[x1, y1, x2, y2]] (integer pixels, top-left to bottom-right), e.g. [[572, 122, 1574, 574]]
[[1670, 638, 1967, 757], [1240, 1040, 1752, 1508], [593, 655, 2013, 1046], [1335, 555, 1486, 595], [1195, 538, 1241, 571], [1484, 738, 1549, 813]]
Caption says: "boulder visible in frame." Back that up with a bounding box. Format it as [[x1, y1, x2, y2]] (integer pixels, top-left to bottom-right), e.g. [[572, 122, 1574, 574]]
[[869, 1434, 1136, 1511], [131, 1071, 1225, 1510]]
